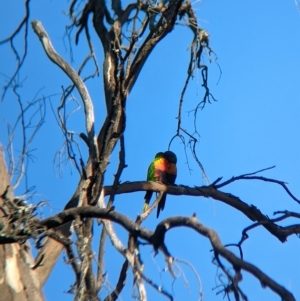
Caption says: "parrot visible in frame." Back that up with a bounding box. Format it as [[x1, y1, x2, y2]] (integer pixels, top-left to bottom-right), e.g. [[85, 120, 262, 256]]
[[164, 150, 177, 184], [143, 152, 168, 213], [156, 150, 177, 217], [143, 151, 177, 218]]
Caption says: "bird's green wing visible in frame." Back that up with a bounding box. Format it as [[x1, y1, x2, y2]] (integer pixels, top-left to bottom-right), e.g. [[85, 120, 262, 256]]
[[143, 152, 166, 212]]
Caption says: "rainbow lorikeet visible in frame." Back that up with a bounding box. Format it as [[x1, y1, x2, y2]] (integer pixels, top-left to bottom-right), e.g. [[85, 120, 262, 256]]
[[143, 151, 177, 218], [157, 150, 177, 217], [143, 152, 167, 213]]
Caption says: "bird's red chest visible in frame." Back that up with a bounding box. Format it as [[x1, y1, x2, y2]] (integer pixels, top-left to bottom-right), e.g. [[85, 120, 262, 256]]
[[153, 158, 168, 182]]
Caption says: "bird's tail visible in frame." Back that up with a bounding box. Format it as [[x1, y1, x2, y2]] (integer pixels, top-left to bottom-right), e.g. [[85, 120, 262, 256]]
[[143, 191, 153, 212], [156, 193, 167, 218]]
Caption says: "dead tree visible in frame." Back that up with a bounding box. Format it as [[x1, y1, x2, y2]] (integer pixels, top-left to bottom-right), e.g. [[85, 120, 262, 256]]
[[0, 1, 299, 301]]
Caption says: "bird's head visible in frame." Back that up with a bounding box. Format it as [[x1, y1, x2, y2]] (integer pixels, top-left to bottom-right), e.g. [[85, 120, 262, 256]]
[[155, 152, 165, 158], [164, 151, 177, 164]]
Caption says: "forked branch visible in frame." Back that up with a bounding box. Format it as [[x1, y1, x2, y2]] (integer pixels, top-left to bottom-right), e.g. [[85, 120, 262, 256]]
[[31, 20, 98, 164]]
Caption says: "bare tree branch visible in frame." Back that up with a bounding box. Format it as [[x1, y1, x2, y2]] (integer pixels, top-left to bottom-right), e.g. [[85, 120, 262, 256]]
[[31, 20, 98, 165], [152, 216, 296, 301], [124, 0, 185, 93], [0, 0, 31, 101]]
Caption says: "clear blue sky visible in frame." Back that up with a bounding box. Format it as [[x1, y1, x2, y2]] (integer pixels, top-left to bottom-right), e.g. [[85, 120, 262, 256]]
[[1, 0, 300, 300]]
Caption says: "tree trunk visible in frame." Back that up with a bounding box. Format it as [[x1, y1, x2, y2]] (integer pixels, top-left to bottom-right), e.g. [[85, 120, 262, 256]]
[[0, 146, 45, 301]]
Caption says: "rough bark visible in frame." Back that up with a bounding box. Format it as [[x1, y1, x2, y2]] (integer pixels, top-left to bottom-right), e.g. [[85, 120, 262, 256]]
[[0, 146, 45, 301]]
